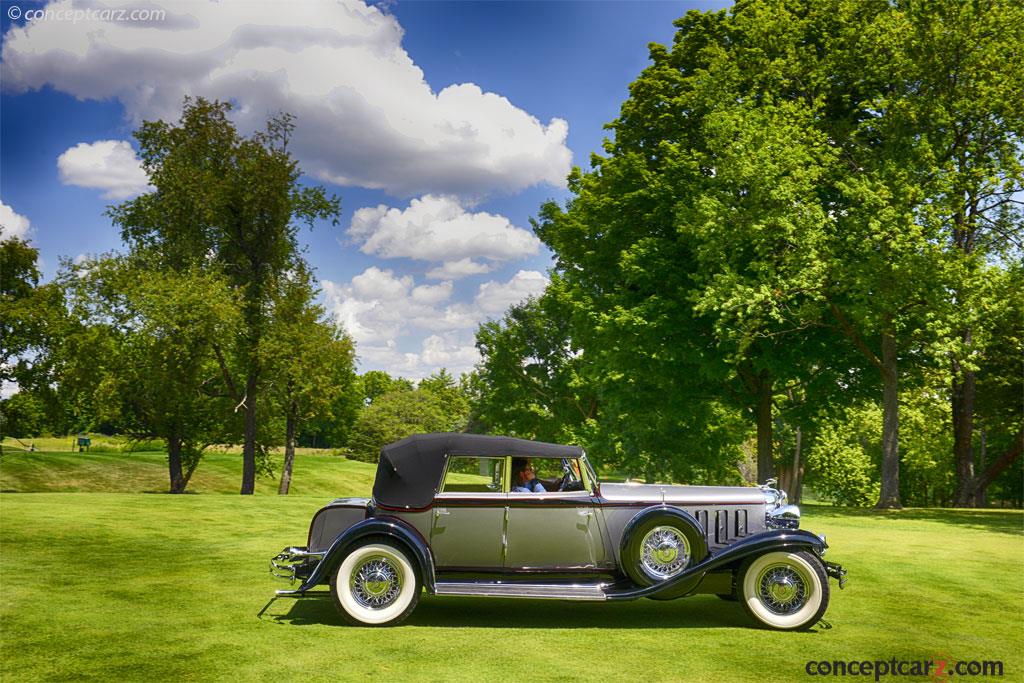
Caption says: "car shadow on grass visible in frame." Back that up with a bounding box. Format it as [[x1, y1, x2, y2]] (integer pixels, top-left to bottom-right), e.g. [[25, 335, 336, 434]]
[[261, 594, 832, 632]]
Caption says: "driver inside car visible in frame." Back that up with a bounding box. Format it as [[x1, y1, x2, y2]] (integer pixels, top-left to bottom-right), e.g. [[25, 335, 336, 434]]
[[511, 458, 546, 493]]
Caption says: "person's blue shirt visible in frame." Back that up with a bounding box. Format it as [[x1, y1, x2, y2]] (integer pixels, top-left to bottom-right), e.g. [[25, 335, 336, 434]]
[[513, 478, 546, 493]]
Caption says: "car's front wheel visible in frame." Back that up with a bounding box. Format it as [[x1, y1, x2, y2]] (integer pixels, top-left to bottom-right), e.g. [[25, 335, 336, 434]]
[[330, 540, 420, 626], [739, 550, 829, 630]]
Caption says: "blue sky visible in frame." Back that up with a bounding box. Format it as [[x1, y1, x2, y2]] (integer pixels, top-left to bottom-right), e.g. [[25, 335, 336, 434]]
[[1, 0, 728, 380]]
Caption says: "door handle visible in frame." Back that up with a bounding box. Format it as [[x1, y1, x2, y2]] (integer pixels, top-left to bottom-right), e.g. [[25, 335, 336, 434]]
[[435, 507, 450, 517], [577, 508, 594, 517]]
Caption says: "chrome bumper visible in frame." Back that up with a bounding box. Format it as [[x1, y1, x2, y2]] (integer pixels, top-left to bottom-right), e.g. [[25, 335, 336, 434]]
[[825, 561, 848, 589], [270, 546, 324, 584]]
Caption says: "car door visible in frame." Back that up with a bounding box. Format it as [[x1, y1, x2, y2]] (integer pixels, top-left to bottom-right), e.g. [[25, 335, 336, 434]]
[[429, 455, 507, 569], [505, 457, 606, 570]]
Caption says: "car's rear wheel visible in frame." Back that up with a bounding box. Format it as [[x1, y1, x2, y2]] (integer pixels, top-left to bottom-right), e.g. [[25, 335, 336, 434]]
[[330, 540, 420, 626], [739, 550, 829, 630]]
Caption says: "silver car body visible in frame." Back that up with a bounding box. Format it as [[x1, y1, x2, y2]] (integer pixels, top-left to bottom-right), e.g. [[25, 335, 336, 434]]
[[271, 434, 845, 613]]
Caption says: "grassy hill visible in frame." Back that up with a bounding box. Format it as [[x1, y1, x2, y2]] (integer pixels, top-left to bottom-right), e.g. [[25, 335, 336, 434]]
[[0, 446, 375, 497]]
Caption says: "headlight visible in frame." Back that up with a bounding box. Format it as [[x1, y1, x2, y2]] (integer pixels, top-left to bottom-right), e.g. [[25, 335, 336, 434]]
[[767, 504, 801, 529]]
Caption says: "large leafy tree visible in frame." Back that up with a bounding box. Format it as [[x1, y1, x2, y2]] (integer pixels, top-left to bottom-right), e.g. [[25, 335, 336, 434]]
[[889, 2, 1024, 506], [532, 7, 851, 484], [535, 0, 1021, 507], [109, 98, 340, 493], [61, 257, 240, 492]]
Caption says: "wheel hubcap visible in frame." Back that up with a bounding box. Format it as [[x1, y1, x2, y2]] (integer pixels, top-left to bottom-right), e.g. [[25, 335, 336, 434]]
[[640, 526, 690, 579], [350, 555, 402, 609], [757, 564, 807, 615]]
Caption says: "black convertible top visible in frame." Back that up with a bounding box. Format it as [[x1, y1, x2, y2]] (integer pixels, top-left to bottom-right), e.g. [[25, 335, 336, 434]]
[[371, 433, 583, 509]]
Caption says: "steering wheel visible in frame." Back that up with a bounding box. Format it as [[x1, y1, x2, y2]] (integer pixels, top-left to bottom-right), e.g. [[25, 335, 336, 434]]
[[557, 471, 583, 492]]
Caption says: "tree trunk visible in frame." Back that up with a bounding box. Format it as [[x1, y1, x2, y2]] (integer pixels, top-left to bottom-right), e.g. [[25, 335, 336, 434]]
[[168, 431, 186, 494], [876, 330, 902, 509], [279, 398, 297, 495], [952, 348, 977, 506], [240, 371, 258, 495], [182, 448, 201, 491], [968, 427, 1023, 503], [756, 372, 774, 485], [977, 429, 987, 507]]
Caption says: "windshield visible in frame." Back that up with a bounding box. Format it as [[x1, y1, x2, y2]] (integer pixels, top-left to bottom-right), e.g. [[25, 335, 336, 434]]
[[581, 453, 598, 489]]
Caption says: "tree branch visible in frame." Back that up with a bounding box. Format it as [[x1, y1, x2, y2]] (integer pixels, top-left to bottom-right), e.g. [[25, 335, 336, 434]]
[[212, 343, 240, 401], [828, 302, 884, 371]]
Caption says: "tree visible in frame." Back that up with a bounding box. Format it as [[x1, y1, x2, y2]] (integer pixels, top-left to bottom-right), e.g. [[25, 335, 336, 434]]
[[347, 390, 449, 463], [0, 391, 46, 440], [531, 6, 855, 484], [884, 2, 1024, 506], [359, 370, 413, 404], [474, 286, 597, 445], [959, 265, 1024, 504], [61, 256, 240, 492], [109, 98, 340, 493], [534, 0, 1022, 507], [0, 238, 65, 442], [261, 265, 357, 494], [418, 368, 471, 432], [0, 238, 41, 386]]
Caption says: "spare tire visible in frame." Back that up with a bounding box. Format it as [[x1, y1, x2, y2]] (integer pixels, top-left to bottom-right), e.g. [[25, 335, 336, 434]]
[[620, 508, 707, 588]]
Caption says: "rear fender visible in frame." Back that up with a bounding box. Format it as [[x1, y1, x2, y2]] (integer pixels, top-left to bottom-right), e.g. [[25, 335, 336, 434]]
[[296, 516, 436, 594]]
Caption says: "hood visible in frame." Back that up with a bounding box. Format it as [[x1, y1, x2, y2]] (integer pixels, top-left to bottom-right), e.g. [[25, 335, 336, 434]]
[[599, 482, 766, 506]]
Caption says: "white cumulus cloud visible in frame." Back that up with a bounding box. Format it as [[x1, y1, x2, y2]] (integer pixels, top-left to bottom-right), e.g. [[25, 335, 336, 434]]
[[0, 200, 31, 241], [57, 140, 152, 199], [2, 0, 572, 199], [349, 195, 540, 279], [426, 258, 493, 280], [322, 267, 548, 377]]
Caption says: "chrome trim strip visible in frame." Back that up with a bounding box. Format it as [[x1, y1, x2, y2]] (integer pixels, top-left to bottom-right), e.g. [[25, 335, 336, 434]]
[[433, 581, 609, 600], [500, 505, 510, 567], [435, 491, 507, 499]]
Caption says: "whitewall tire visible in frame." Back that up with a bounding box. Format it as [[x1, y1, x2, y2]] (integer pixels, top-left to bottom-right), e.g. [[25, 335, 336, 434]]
[[330, 541, 421, 626], [740, 550, 829, 630]]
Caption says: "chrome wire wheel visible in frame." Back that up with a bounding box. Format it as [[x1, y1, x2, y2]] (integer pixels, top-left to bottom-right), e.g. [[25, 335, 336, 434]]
[[639, 525, 691, 580], [332, 542, 420, 626], [756, 564, 807, 615], [350, 555, 403, 609]]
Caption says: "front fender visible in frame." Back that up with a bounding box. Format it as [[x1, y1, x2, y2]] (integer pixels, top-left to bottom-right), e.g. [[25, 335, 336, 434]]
[[606, 528, 827, 601], [295, 516, 436, 594]]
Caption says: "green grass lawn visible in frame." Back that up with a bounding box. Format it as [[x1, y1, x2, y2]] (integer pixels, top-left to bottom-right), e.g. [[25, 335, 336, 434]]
[[1, 453, 1022, 682]]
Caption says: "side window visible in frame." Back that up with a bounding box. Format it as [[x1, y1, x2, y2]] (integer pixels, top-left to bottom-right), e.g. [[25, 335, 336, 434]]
[[510, 457, 585, 492], [440, 457, 504, 494]]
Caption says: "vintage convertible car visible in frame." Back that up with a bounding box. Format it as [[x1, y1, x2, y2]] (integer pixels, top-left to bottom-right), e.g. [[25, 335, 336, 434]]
[[269, 433, 846, 629]]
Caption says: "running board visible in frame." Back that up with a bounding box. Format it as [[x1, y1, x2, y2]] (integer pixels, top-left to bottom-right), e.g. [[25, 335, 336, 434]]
[[433, 581, 611, 601]]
